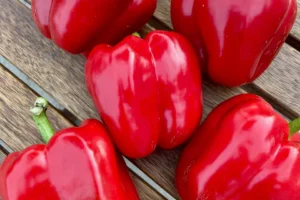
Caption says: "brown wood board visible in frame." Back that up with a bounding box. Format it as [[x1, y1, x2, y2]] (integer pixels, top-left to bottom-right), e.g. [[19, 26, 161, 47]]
[[254, 44, 300, 118], [291, 0, 300, 40], [0, 64, 162, 200], [1, 0, 98, 121], [0, 65, 72, 150], [0, 151, 5, 164]]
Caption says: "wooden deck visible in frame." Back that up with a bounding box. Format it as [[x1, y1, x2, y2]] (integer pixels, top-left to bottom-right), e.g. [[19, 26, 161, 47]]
[[0, 0, 300, 199]]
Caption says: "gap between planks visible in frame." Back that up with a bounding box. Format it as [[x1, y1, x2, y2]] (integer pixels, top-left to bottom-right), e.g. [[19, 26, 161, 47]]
[[286, 35, 300, 51], [0, 55, 175, 200]]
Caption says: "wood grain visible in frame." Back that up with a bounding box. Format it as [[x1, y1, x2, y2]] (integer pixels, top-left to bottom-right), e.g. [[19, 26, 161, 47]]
[[291, 0, 300, 40], [0, 64, 162, 200], [0, 65, 72, 150], [253, 44, 300, 118], [155, 0, 172, 27], [134, 179, 164, 200], [1, 0, 97, 121], [0, 151, 5, 164]]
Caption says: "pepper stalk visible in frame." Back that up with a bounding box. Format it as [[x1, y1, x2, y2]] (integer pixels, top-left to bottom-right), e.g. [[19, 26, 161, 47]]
[[132, 32, 141, 38], [30, 97, 55, 143]]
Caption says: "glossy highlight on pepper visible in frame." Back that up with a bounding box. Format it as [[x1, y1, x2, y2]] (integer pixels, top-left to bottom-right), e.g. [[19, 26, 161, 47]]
[[31, 0, 157, 54], [171, 0, 297, 87], [0, 98, 139, 200], [176, 94, 300, 200], [85, 31, 203, 158]]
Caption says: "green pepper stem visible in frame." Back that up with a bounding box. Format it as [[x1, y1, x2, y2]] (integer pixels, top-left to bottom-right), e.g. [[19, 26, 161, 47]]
[[289, 117, 300, 138], [30, 97, 55, 143], [132, 32, 141, 38]]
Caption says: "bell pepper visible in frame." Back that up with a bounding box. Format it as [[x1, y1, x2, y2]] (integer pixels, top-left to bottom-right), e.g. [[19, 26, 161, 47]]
[[0, 98, 139, 200], [85, 31, 203, 158], [31, 0, 157, 54], [176, 93, 300, 200], [171, 0, 297, 87]]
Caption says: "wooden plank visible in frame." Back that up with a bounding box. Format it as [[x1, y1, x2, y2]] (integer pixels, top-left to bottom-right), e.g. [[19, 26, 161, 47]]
[[253, 44, 300, 117], [0, 64, 162, 200], [0, 151, 5, 164], [134, 179, 164, 200], [290, 0, 300, 40], [0, 0, 97, 121], [0, 66, 72, 150], [154, 0, 173, 28]]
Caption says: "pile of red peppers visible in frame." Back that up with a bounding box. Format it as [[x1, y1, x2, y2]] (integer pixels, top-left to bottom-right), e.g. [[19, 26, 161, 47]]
[[0, 0, 298, 199]]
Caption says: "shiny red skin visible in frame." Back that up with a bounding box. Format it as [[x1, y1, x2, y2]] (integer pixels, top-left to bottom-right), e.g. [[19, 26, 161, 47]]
[[0, 119, 139, 200], [85, 31, 203, 158], [176, 94, 300, 200], [171, 0, 297, 87], [31, 0, 156, 54]]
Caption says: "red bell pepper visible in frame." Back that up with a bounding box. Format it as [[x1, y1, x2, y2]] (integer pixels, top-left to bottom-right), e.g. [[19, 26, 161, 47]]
[[0, 98, 139, 200], [85, 31, 203, 158], [31, 0, 156, 54], [176, 93, 300, 200], [171, 0, 297, 87]]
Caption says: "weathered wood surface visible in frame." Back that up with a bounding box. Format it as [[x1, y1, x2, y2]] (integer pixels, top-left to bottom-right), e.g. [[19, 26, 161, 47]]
[[1, 0, 97, 121], [0, 64, 162, 200], [0, 151, 5, 164], [0, 64, 72, 149], [254, 44, 300, 118], [291, 0, 300, 40]]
